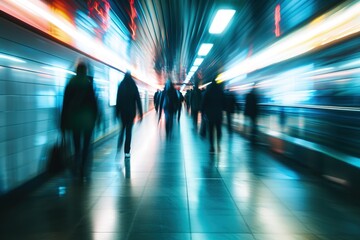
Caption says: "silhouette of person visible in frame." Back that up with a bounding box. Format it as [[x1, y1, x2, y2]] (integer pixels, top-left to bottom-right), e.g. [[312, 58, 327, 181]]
[[115, 71, 143, 158], [154, 89, 161, 113], [190, 82, 202, 130], [244, 86, 259, 143], [61, 62, 98, 179], [184, 89, 191, 114], [176, 89, 184, 122], [202, 78, 225, 153], [158, 79, 179, 139]]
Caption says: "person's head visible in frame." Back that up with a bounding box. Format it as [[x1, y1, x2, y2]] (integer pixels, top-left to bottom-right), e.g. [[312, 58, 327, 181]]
[[123, 71, 133, 82], [165, 79, 173, 90], [76, 62, 87, 77]]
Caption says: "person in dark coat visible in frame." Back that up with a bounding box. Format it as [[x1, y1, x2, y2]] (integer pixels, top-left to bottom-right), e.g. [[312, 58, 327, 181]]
[[115, 71, 143, 157], [202, 78, 225, 153], [158, 79, 179, 139], [61, 62, 98, 179], [244, 86, 259, 143], [190, 83, 202, 130]]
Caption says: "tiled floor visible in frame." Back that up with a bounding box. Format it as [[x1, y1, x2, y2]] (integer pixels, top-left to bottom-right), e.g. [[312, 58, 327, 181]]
[[1, 111, 360, 240]]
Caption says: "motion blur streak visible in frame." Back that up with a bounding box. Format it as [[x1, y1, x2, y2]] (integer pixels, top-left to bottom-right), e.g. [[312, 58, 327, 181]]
[[0, 0, 158, 89], [221, 0, 360, 81]]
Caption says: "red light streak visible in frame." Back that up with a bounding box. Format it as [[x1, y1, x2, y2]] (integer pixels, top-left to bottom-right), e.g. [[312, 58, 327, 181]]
[[275, 4, 281, 37], [88, 0, 110, 31], [129, 0, 137, 40]]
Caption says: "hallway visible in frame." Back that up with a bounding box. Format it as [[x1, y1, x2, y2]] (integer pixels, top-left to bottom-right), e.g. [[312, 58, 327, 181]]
[[1, 111, 360, 240]]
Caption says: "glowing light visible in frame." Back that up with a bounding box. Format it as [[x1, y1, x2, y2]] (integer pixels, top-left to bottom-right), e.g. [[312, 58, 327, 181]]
[[88, 0, 110, 31], [221, 1, 360, 81], [275, 4, 281, 37], [0, 0, 158, 89], [209, 9, 236, 34], [198, 43, 213, 56], [0, 53, 26, 63], [190, 66, 199, 72], [193, 58, 204, 66], [129, 0, 137, 40], [42, 66, 76, 75]]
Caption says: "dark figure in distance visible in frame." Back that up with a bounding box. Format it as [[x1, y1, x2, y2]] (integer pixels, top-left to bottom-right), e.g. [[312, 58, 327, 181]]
[[202, 78, 225, 153], [158, 79, 179, 139], [61, 62, 98, 179], [184, 90, 191, 113], [190, 83, 202, 130], [154, 89, 161, 113], [176, 89, 184, 122], [224, 89, 237, 133], [244, 86, 259, 143], [115, 71, 143, 158]]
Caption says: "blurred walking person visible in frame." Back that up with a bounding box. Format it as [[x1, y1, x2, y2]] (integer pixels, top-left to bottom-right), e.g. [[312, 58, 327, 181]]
[[61, 62, 98, 180], [184, 90, 191, 114], [244, 86, 259, 143], [224, 89, 237, 134], [154, 89, 161, 113], [158, 79, 179, 139], [202, 78, 225, 153], [190, 83, 202, 130], [176, 89, 184, 122], [115, 71, 143, 158]]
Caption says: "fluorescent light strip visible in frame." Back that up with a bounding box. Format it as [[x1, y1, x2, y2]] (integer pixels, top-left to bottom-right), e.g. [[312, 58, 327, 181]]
[[0, 53, 26, 63], [193, 58, 204, 66], [209, 9, 236, 34], [190, 66, 199, 72], [198, 43, 213, 56], [221, 1, 360, 81]]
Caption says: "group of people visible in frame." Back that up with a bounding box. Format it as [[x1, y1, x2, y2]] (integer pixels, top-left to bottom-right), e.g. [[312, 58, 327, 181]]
[[154, 79, 184, 138], [60, 61, 259, 180], [153, 74, 259, 154], [61, 62, 142, 181]]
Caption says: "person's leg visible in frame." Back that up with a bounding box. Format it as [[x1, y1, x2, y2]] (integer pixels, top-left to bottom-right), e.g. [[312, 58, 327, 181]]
[[166, 112, 174, 139], [178, 105, 182, 122], [124, 122, 133, 154], [216, 120, 222, 151], [82, 129, 93, 178], [208, 121, 215, 152], [192, 110, 199, 129], [227, 111, 232, 133], [250, 117, 257, 143], [72, 130, 81, 176], [117, 122, 126, 152], [165, 112, 170, 137]]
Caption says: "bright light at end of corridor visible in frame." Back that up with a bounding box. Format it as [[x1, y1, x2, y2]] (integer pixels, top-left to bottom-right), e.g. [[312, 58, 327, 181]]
[[209, 9, 236, 34]]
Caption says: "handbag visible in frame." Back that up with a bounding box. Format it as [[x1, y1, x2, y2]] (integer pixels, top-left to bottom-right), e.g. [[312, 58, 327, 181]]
[[47, 135, 70, 173]]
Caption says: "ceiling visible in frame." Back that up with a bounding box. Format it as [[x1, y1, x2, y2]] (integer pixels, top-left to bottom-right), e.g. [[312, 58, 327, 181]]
[[110, 0, 347, 88], [111, 0, 256, 87]]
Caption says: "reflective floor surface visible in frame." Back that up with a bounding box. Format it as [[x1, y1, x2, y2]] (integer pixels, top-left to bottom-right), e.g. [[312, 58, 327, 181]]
[[1, 111, 360, 240]]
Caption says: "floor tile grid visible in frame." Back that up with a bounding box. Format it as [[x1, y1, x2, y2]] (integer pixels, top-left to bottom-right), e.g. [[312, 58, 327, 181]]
[[180, 114, 255, 238]]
